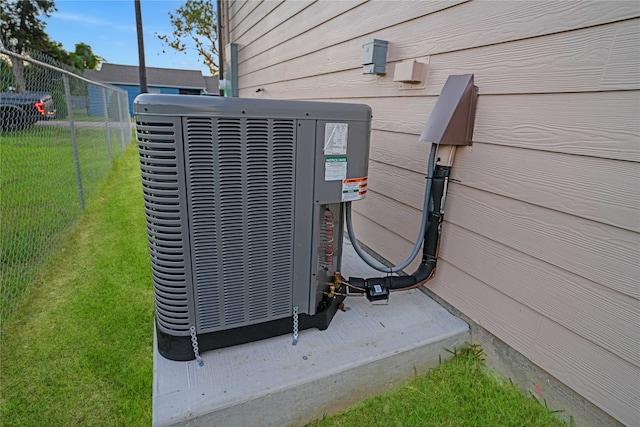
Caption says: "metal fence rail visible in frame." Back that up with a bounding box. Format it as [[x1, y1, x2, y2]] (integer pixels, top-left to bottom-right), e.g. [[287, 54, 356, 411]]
[[0, 48, 131, 332]]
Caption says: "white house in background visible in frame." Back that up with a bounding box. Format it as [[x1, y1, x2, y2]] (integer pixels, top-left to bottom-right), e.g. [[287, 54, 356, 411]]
[[219, 1, 640, 425]]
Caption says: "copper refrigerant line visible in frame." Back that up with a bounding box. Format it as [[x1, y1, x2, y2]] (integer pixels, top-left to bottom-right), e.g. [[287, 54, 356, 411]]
[[322, 207, 335, 269]]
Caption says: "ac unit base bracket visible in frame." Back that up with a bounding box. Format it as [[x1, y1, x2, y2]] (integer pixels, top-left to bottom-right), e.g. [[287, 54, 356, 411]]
[[157, 294, 347, 361]]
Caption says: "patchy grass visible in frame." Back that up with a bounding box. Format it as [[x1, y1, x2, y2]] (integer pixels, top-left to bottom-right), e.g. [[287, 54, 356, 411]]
[[0, 144, 153, 426], [310, 345, 568, 427]]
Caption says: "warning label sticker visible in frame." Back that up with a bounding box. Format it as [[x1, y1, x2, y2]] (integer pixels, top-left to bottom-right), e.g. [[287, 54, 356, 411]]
[[342, 177, 368, 202], [325, 156, 347, 181], [324, 123, 348, 155]]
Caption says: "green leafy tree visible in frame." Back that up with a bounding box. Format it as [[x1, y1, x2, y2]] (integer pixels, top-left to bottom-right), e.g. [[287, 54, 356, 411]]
[[0, 0, 57, 91], [155, 0, 219, 76], [50, 88, 67, 118], [0, 58, 15, 91], [41, 38, 70, 64], [69, 42, 103, 71]]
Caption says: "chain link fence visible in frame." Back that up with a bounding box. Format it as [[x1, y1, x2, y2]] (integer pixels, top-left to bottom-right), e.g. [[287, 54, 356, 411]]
[[0, 48, 131, 332]]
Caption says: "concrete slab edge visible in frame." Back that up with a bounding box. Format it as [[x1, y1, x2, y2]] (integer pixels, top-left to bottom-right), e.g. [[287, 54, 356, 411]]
[[164, 330, 469, 427]]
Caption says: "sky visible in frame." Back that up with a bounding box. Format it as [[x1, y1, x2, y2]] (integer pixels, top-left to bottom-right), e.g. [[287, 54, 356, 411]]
[[43, 0, 214, 76]]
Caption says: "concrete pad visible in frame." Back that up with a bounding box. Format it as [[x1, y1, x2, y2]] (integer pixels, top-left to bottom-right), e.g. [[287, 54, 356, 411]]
[[153, 239, 469, 426]]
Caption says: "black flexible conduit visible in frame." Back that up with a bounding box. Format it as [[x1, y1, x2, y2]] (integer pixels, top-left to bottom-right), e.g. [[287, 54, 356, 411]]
[[346, 144, 451, 294]]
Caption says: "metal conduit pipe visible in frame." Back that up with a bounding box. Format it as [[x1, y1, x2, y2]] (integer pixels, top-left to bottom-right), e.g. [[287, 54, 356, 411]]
[[345, 143, 438, 274], [347, 162, 451, 299]]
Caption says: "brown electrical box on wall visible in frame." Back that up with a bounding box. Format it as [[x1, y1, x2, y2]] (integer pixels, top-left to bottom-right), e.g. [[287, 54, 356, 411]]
[[419, 74, 478, 146]]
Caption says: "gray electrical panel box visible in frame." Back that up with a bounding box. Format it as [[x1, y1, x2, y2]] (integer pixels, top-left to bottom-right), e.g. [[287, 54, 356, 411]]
[[362, 39, 389, 75], [134, 94, 371, 361]]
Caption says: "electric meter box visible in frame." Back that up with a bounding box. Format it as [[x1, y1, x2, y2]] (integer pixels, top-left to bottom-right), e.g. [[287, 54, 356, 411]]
[[134, 94, 371, 361]]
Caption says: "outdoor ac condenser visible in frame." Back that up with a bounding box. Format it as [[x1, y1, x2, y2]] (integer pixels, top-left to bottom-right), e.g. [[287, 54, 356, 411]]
[[134, 94, 371, 361]]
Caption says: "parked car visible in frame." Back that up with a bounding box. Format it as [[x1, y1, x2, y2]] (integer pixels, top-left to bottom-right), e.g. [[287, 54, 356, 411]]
[[0, 92, 56, 131]]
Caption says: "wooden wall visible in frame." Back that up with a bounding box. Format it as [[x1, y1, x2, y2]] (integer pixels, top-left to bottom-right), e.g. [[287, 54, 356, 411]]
[[222, 1, 640, 424]]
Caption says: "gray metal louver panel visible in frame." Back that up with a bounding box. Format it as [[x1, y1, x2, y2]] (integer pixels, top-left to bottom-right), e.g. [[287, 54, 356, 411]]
[[185, 117, 295, 333], [269, 120, 296, 317], [136, 120, 192, 334]]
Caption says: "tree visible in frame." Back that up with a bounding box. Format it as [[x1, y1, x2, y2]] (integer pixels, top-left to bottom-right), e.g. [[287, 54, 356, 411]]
[[40, 38, 70, 64], [69, 42, 103, 71], [0, 58, 14, 91], [0, 0, 57, 91], [155, 0, 219, 76]]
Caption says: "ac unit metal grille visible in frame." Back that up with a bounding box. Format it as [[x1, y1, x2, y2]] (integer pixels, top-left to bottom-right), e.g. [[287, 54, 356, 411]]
[[185, 118, 295, 332], [136, 121, 191, 333]]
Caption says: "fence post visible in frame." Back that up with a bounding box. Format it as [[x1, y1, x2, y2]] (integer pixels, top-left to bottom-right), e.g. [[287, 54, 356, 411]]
[[63, 75, 85, 212], [119, 92, 129, 149], [101, 87, 113, 163], [122, 93, 131, 150]]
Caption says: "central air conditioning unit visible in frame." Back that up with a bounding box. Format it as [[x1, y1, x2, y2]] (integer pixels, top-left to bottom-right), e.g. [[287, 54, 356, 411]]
[[135, 94, 371, 361]]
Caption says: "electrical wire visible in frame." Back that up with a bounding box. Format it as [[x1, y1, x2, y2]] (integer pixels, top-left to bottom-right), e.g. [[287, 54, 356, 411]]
[[341, 280, 366, 292], [345, 143, 438, 273], [389, 268, 436, 292]]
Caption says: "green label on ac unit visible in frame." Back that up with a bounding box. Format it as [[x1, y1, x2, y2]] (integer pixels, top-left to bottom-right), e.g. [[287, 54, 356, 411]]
[[325, 156, 347, 181]]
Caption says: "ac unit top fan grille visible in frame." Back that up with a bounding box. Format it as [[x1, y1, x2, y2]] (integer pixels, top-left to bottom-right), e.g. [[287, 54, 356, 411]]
[[137, 120, 192, 333]]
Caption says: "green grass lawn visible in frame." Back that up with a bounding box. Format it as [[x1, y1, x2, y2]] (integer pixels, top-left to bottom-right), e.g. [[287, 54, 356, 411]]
[[57, 108, 123, 123], [310, 346, 568, 427], [1, 124, 119, 327], [0, 143, 153, 426], [1, 144, 568, 426]]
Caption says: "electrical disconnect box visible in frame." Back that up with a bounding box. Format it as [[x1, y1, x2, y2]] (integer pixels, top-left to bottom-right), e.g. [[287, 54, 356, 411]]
[[362, 39, 388, 75], [134, 94, 371, 361]]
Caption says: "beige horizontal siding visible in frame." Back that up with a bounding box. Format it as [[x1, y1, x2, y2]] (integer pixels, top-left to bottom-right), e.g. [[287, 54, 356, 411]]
[[230, 0, 283, 42], [451, 143, 639, 233], [238, 0, 369, 67], [354, 190, 422, 248], [238, 3, 639, 89], [361, 95, 640, 163], [357, 181, 640, 300], [240, 18, 640, 98], [441, 220, 639, 366], [337, 93, 640, 166], [361, 106, 640, 232], [429, 261, 640, 426], [473, 93, 640, 162], [350, 210, 423, 274], [368, 161, 426, 209], [369, 131, 431, 172], [229, 0, 260, 27], [447, 185, 639, 299], [223, 1, 640, 424], [231, 0, 314, 50], [237, 0, 458, 74], [601, 20, 640, 88], [228, 0, 242, 18]]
